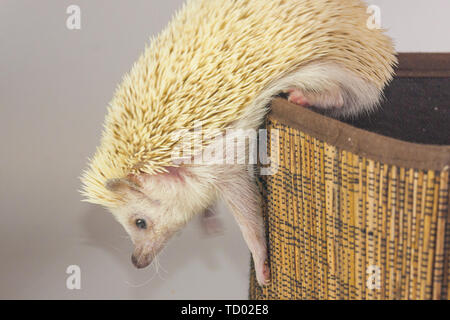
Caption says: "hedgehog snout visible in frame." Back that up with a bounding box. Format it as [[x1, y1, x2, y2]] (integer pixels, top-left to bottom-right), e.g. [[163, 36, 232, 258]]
[[131, 245, 153, 269], [131, 253, 152, 269]]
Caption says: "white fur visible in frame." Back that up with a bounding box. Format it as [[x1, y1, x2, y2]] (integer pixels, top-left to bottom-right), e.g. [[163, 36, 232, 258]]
[[236, 61, 383, 131]]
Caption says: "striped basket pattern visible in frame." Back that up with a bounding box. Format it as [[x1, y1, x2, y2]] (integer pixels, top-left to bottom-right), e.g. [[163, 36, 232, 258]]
[[249, 99, 450, 300]]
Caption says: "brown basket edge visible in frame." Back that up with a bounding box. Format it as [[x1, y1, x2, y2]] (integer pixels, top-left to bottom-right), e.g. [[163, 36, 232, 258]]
[[269, 98, 450, 172], [396, 53, 450, 78]]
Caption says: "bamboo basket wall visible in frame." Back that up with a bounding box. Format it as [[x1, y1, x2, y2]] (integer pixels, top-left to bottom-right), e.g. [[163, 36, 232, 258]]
[[249, 54, 450, 300]]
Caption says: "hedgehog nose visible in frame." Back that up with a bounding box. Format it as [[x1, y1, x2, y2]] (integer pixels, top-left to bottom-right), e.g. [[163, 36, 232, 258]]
[[131, 252, 152, 269], [131, 254, 140, 268]]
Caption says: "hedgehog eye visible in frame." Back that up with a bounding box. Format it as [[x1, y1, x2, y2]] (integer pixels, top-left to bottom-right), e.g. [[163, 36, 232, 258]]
[[135, 219, 147, 230]]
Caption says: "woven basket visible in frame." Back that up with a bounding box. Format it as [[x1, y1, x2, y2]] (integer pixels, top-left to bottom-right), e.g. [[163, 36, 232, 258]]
[[249, 54, 450, 300]]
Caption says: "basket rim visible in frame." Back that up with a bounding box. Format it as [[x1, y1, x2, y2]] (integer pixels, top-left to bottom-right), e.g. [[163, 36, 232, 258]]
[[395, 53, 450, 78], [269, 98, 450, 171]]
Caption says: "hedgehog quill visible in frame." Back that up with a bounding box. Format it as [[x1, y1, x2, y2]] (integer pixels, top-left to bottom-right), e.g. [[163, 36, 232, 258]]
[[81, 0, 396, 286]]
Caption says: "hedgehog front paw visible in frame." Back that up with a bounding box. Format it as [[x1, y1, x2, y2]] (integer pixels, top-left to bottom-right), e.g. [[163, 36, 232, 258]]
[[255, 258, 271, 287], [201, 207, 223, 236]]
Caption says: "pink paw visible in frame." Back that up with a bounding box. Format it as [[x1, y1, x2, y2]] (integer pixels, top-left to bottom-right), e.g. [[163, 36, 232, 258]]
[[287, 89, 310, 107], [286, 88, 344, 109], [256, 260, 271, 287]]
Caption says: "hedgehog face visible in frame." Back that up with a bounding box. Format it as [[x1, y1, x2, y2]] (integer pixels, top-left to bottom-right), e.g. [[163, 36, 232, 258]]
[[109, 194, 177, 269], [106, 168, 214, 269]]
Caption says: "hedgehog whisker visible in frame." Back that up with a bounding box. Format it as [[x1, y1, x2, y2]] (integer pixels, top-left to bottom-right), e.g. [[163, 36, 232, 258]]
[[154, 249, 168, 275], [154, 257, 167, 280], [124, 270, 157, 288], [153, 253, 159, 275], [75, 237, 128, 254]]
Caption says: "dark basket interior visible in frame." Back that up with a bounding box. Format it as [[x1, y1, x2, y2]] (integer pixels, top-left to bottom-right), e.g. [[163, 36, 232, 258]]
[[341, 77, 450, 145], [281, 53, 450, 146]]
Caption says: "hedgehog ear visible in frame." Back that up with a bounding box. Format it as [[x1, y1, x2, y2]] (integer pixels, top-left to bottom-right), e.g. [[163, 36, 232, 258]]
[[105, 177, 141, 194], [145, 166, 189, 187]]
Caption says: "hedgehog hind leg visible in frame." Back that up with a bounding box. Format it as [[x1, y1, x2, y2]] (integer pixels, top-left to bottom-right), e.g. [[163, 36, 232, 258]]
[[252, 60, 383, 118], [216, 166, 270, 287], [281, 61, 382, 117], [285, 87, 344, 109]]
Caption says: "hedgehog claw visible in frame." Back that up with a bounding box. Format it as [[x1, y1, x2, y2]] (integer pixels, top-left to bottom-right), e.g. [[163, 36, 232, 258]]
[[255, 259, 271, 287]]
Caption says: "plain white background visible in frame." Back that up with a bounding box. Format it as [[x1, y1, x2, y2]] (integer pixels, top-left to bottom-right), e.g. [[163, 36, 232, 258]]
[[0, 0, 449, 299]]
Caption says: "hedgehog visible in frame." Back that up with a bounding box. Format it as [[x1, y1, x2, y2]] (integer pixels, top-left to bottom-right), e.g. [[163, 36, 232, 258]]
[[80, 0, 397, 287]]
